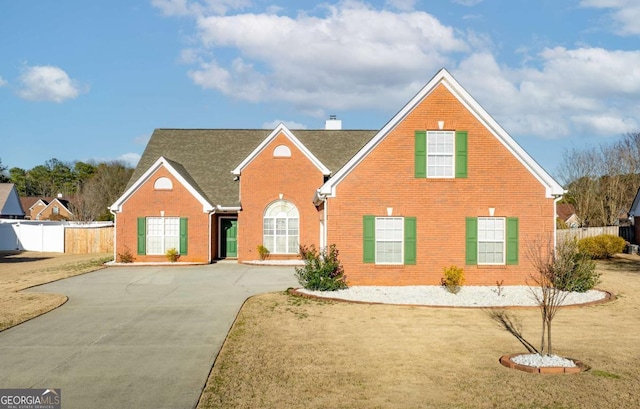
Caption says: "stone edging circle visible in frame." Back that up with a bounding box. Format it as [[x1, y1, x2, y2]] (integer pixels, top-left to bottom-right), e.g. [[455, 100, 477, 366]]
[[499, 354, 587, 374]]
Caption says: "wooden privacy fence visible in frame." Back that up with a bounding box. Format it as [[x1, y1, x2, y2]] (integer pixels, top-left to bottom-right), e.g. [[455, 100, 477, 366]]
[[557, 226, 619, 243], [64, 225, 114, 254]]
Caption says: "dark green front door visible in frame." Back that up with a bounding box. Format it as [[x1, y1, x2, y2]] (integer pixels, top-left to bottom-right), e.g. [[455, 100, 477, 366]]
[[221, 219, 238, 258]]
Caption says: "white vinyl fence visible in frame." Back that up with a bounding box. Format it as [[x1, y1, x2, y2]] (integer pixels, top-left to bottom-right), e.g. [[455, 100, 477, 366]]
[[0, 220, 113, 253]]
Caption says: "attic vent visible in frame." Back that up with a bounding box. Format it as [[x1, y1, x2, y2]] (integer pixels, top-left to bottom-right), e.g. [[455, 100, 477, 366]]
[[325, 115, 342, 130]]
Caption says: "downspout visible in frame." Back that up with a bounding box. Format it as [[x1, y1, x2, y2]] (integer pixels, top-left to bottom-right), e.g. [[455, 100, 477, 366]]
[[208, 210, 215, 263], [553, 195, 562, 250], [110, 209, 117, 262], [323, 196, 328, 251]]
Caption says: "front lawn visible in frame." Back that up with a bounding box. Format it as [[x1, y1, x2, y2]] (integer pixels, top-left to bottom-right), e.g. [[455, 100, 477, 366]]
[[199, 254, 640, 409]]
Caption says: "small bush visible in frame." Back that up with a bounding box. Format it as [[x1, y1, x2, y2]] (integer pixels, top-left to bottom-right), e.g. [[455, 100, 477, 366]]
[[165, 248, 180, 262], [295, 244, 347, 291], [257, 245, 270, 260], [578, 234, 626, 259], [117, 246, 134, 263], [553, 251, 599, 292], [441, 266, 465, 294]]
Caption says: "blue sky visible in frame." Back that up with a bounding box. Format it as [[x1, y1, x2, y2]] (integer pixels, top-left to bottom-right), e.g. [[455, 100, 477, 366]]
[[1, 0, 639, 180]]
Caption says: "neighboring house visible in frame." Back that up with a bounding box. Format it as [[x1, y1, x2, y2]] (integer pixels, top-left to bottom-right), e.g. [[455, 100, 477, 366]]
[[111, 68, 565, 285], [0, 184, 25, 219], [556, 203, 580, 228], [20, 195, 74, 221], [630, 186, 640, 245]]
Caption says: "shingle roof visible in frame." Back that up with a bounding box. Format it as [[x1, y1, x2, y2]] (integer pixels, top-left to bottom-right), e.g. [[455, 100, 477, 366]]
[[129, 129, 377, 207]]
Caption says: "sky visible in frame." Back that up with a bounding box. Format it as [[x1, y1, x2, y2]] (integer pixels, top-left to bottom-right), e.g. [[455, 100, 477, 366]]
[[1, 0, 639, 181]]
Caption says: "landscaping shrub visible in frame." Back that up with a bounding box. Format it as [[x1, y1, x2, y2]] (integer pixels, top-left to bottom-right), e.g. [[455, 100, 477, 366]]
[[257, 245, 270, 260], [117, 246, 134, 263], [578, 234, 626, 259], [165, 248, 180, 262], [441, 266, 465, 294], [295, 244, 347, 291], [553, 250, 599, 293]]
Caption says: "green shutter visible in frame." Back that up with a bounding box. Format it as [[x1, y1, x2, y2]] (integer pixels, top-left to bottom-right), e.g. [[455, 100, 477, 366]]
[[465, 217, 478, 265], [137, 217, 146, 255], [180, 217, 188, 255], [455, 131, 468, 178], [506, 217, 519, 265], [415, 131, 427, 178], [363, 216, 375, 263], [404, 217, 417, 265]]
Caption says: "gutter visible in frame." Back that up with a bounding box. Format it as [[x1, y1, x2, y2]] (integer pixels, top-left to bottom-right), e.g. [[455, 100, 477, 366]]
[[216, 205, 241, 213]]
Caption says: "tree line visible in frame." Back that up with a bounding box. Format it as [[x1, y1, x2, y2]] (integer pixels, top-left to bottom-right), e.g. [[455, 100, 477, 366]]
[[0, 158, 133, 222], [557, 132, 640, 227]]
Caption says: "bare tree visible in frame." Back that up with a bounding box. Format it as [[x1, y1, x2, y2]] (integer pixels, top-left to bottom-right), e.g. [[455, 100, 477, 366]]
[[557, 148, 600, 226], [526, 238, 584, 356], [71, 161, 133, 222]]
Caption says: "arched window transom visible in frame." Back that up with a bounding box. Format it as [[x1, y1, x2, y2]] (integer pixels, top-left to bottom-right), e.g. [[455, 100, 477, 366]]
[[263, 200, 299, 254]]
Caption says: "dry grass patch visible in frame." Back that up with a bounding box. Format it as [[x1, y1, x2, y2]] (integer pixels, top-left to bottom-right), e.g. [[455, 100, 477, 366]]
[[199, 255, 640, 409], [0, 251, 112, 331]]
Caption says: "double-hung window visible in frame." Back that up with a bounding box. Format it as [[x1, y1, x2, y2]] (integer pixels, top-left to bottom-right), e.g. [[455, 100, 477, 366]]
[[414, 130, 467, 178], [375, 217, 404, 264], [478, 217, 505, 264], [146, 217, 180, 255], [137, 217, 188, 256], [466, 217, 518, 265], [427, 131, 455, 178], [363, 216, 416, 265]]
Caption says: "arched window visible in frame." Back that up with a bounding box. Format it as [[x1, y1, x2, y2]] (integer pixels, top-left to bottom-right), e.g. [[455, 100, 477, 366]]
[[273, 145, 291, 158], [154, 177, 173, 190], [263, 200, 299, 254]]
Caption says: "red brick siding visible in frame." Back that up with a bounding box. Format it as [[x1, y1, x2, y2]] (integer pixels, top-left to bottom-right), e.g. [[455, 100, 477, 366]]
[[115, 167, 211, 262], [237, 132, 323, 261], [327, 84, 555, 285]]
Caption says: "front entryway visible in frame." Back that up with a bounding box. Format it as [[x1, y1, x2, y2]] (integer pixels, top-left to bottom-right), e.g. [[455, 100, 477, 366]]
[[221, 218, 238, 258]]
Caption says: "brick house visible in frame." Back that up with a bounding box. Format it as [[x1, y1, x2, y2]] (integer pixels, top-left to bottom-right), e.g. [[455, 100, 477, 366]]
[[20, 195, 74, 221], [110, 68, 564, 285]]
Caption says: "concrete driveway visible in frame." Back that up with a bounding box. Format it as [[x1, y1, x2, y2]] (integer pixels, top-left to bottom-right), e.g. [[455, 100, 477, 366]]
[[0, 262, 298, 409]]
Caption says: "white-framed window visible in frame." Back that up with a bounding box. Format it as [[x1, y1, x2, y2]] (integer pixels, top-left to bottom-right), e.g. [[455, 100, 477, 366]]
[[52, 205, 59, 215], [263, 200, 299, 254], [154, 177, 173, 190], [273, 145, 292, 157], [427, 131, 454, 178], [146, 217, 180, 255], [478, 217, 505, 265], [375, 217, 404, 264]]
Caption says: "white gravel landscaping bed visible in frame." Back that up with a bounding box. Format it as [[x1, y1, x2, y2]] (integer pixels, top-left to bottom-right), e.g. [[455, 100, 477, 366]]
[[297, 285, 607, 307], [511, 354, 577, 368]]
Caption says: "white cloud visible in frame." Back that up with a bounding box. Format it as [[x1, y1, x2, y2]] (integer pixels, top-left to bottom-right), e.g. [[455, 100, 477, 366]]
[[159, 1, 640, 140], [262, 119, 307, 129], [118, 153, 141, 167], [151, 0, 251, 16], [134, 134, 151, 145], [455, 47, 640, 139], [452, 0, 484, 6], [17, 65, 83, 103], [188, 1, 467, 112], [385, 0, 417, 11], [580, 0, 640, 35], [0, 76, 7, 87]]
